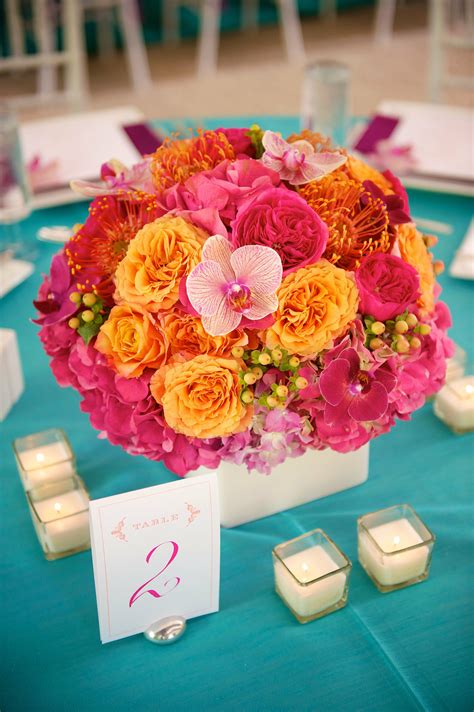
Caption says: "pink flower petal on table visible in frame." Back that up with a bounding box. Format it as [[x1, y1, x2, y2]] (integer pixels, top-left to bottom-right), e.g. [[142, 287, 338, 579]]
[[245, 291, 278, 321], [186, 259, 227, 316], [348, 381, 388, 422], [201, 299, 242, 336], [201, 234, 235, 282], [230, 245, 282, 294], [319, 358, 352, 406]]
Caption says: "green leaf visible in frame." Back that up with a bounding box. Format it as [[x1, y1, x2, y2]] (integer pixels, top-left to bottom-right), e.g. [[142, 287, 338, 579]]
[[77, 322, 100, 344]]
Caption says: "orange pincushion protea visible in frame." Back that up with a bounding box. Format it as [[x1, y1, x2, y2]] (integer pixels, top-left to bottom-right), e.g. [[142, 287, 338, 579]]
[[65, 191, 162, 301], [150, 130, 235, 192], [299, 174, 392, 271]]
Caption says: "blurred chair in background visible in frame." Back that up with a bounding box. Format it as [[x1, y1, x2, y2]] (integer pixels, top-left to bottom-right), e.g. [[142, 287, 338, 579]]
[[1, 0, 86, 109], [1, 0, 151, 110], [163, 0, 306, 76], [429, 0, 474, 101]]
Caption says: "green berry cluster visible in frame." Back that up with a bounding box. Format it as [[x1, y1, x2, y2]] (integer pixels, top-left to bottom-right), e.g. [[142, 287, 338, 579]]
[[68, 291, 106, 344], [364, 312, 431, 355], [234, 346, 309, 409]]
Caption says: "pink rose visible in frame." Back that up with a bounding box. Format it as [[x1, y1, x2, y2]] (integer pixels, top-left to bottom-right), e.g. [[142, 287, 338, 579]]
[[215, 127, 255, 157], [355, 253, 420, 320], [231, 186, 328, 274]]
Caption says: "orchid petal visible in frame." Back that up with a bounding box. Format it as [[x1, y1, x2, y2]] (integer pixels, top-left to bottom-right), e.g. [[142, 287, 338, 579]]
[[245, 291, 278, 321], [374, 367, 397, 394], [186, 260, 227, 316], [313, 151, 347, 168], [320, 358, 352, 406], [261, 155, 284, 173], [202, 234, 235, 282], [201, 299, 241, 336], [70, 179, 112, 197], [289, 140, 315, 156], [262, 130, 287, 157], [348, 381, 388, 422], [230, 245, 282, 294]]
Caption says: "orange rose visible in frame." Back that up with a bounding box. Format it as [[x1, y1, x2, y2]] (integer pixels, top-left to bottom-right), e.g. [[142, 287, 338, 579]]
[[162, 311, 255, 359], [397, 223, 435, 315], [265, 260, 359, 356], [96, 304, 167, 378], [344, 155, 394, 194], [114, 216, 207, 312], [150, 354, 253, 438]]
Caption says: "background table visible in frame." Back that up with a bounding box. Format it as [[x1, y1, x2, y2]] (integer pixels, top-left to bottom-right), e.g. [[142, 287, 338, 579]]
[[1, 116, 473, 712]]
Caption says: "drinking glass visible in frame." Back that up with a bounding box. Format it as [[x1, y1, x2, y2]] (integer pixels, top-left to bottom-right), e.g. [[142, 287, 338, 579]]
[[0, 104, 31, 257], [301, 60, 350, 148]]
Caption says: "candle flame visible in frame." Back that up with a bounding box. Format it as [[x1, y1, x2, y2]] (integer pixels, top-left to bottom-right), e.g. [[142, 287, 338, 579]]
[[302, 562, 309, 573], [54, 502, 62, 513], [393, 535, 401, 547], [465, 384, 474, 395], [36, 452, 45, 463]]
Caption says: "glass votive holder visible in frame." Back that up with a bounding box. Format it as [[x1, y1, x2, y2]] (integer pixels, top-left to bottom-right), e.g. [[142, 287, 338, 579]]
[[273, 528, 351, 624], [445, 342, 467, 383], [358, 504, 435, 593], [13, 428, 76, 491], [26, 475, 90, 560], [433, 376, 474, 433]]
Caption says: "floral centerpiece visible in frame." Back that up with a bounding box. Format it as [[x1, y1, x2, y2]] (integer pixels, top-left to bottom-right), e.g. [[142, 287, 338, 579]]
[[34, 126, 453, 477]]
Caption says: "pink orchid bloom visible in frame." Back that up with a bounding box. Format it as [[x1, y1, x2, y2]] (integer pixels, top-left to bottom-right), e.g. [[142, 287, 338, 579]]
[[186, 235, 282, 336], [261, 130, 346, 186], [319, 348, 397, 423], [70, 157, 154, 197]]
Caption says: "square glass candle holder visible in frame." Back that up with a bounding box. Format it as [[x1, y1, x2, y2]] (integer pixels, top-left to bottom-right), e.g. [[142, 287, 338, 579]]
[[13, 428, 76, 491], [434, 376, 474, 433], [358, 504, 435, 593], [26, 476, 90, 560], [273, 529, 351, 624]]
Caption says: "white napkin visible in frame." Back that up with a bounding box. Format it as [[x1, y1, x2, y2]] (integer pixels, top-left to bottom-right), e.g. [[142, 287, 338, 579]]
[[0, 328, 24, 421]]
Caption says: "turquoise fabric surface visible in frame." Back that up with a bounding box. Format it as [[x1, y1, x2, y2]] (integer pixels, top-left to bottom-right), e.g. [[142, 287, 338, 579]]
[[1, 116, 473, 712]]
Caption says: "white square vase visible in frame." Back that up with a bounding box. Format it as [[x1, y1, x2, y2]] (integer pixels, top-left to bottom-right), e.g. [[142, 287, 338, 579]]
[[189, 445, 369, 528]]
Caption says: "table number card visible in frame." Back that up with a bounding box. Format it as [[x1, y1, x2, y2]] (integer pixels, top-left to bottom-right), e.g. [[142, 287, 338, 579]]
[[89, 473, 220, 643]]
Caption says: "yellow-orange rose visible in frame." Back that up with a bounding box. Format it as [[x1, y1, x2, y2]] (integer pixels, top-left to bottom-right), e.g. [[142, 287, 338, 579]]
[[397, 223, 435, 315], [162, 311, 255, 359], [96, 304, 167, 378], [150, 354, 253, 439], [114, 216, 207, 312], [265, 260, 359, 356], [344, 156, 394, 194]]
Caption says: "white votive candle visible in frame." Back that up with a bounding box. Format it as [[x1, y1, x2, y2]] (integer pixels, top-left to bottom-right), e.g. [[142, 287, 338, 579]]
[[434, 376, 474, 433], [275, 546, 347, 618], [273, 529, 351, 622], [30, 489, 90, 555], [359, 518, 429, 587], [18, 441, 76, 489]]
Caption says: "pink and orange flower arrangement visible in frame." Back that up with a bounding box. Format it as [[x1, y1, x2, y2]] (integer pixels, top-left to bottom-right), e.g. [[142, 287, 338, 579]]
[[34, 126, 453, 475]]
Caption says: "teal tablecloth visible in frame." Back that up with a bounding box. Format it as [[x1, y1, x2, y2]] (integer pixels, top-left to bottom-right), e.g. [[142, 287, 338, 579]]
[[1, 116, 473, 712]]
